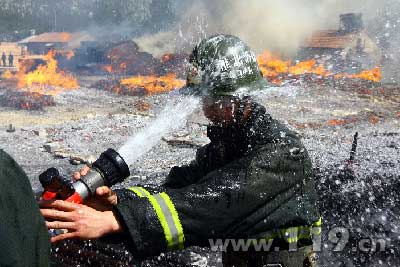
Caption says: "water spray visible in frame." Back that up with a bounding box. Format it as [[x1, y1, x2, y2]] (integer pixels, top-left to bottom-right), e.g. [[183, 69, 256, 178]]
[[39, 96, 200, 202], [118, 96, 200, 165]]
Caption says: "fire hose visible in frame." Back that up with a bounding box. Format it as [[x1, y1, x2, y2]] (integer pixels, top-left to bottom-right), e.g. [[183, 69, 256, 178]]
[[39, 148, 130, 236]]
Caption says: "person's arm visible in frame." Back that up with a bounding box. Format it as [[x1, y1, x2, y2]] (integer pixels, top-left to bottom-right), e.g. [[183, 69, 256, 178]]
[[113, 140, 313, 260], [163, 145, 209, 189], [39, 155, 207, 244], [114, 144, 210, 203]]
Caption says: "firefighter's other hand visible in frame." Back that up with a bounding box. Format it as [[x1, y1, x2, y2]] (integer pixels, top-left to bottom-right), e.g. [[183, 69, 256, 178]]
[[40, 200, 122, 243], [86, 186, 118, 211], [73, 166, 118, 210], [73, 165, 90, 180]]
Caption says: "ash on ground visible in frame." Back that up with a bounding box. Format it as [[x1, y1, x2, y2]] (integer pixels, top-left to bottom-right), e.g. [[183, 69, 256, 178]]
[[0, 80, 399, 267]]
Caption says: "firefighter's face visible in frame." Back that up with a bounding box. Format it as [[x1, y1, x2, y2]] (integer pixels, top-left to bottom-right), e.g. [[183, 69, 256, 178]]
[[202, 96, 249, 126]]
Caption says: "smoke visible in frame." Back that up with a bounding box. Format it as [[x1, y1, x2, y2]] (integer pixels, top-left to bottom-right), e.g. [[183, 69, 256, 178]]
[[373, 0, 400, 82], [171, 0, 386, 54], [134, 31, 177, 57], [135, 0, 394, 56], [80, 0, 399, 80]]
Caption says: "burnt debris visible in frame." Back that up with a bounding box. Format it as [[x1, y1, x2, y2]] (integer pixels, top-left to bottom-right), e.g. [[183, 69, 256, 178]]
[[0, 90, 55, 110]]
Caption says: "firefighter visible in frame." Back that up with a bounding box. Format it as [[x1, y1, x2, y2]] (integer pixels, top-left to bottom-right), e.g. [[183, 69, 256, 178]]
[[40, 34, 321, 267]]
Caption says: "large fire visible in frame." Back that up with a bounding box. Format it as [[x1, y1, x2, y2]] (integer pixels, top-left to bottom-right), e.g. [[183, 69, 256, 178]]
[[3, 45, 383, 101], [106, 49, 382, 95], [97, 48, 383, 96], [257, 50, 381, 84], [17, 50, 79, 93], [120, 73, 185, 95]]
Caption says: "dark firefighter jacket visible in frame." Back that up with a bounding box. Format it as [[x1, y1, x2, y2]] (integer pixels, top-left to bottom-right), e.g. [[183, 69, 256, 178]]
[[113, 102, 320, 260], [0, 149, 50, 267]]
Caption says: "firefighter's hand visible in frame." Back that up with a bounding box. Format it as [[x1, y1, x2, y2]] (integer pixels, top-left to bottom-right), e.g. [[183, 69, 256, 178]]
[[40, 200, 122, 243], [73, 166, 118, 211]]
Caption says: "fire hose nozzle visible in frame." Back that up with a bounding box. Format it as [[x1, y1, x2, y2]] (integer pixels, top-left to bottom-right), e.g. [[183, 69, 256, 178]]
[[76, 148, 130, 199], [39, 148, 130, 202], [91, 148, 130, 187]]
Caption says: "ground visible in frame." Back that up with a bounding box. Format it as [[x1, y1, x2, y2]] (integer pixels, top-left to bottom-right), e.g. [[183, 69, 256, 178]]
[[0, 77, 399, 266]]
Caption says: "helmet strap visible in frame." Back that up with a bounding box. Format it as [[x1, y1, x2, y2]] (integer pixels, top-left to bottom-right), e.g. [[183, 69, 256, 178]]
[[235, 96, 251, 124]]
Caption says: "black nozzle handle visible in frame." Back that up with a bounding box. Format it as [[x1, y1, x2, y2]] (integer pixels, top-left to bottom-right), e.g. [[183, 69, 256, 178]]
[[76, 149, 130, 199], [39, 167, 60, 188], [39, 167, 75, 199], [91, 148, 130, 186]]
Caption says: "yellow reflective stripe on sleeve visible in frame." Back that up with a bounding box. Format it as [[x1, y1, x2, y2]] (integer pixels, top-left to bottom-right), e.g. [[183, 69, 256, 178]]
[[146, 193, 176, 250], [264, 217, 322, 244], [128, 187, 185, 251], [128, 186, 151, 198], [311, 218, 322, 236], [159, 192, 185, 249], [313, 217, 322, 227], [311, 227, 322, 236], [282, 227, 299, 244]]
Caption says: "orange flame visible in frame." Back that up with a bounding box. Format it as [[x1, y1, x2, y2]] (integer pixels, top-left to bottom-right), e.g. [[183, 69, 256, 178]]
[[2, 70, 14, 79], [61, 32, 71, 42], [334, 67, 382, 83], [327, 117, 358, 126], [368, 115, 380, 124], [119, 62, 127, 71], [257, 49, 381, 84], [162, 53, 173, 63], [327, 119, 348, 126], [104, 65, 113, 73], [17, 50, 78, 93], [120, 73, 185, 95], [257, 50, 289, 82], [289, 59, 331, 76], [65, 50, 75, 60], [103, 63, 127, 74]]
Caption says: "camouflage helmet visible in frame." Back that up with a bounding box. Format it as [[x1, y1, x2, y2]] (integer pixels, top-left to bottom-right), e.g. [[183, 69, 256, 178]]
[[185, 34, 267, 96]]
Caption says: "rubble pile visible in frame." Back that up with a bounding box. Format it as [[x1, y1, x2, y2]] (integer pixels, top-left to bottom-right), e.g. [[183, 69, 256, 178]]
[[92, 73, 185, 96], [87, 40, 188, 96], [268, 73, 382, 89], [105, 41, 160, 76], [160, 53, 189, 79], [91, 79, 148, 96], [0, 90, 55, 110], [257, 49, 382, 86]]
